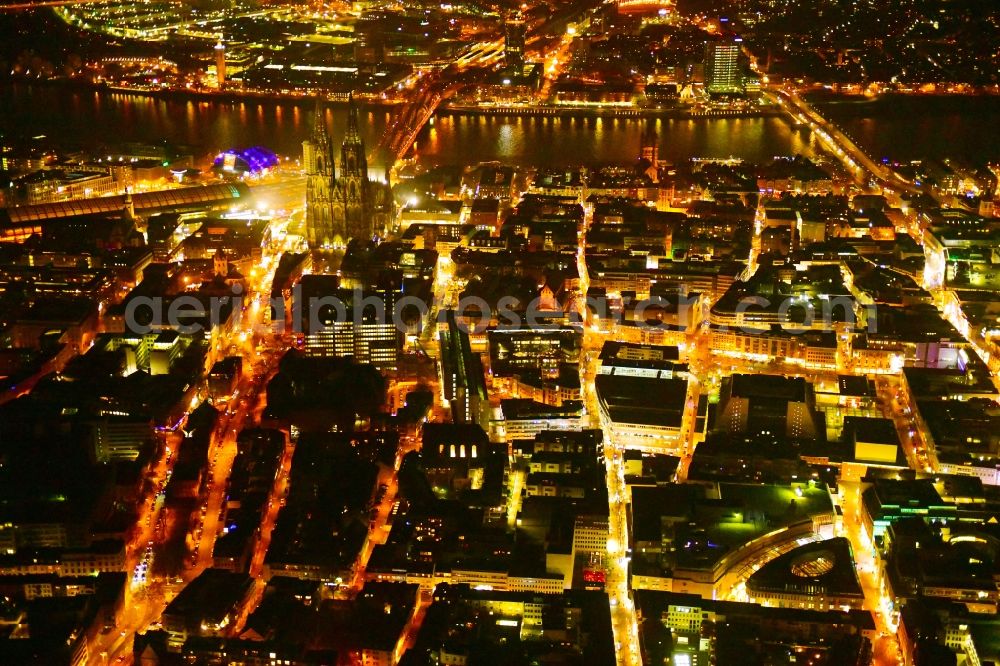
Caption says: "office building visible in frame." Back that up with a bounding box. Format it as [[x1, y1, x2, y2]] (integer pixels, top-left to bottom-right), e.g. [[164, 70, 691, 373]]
[[504, 16, 526, 72], [160, 569, 255, 651], [439, 310, 490, 430], [499, 399, 587, 442], [296, 274, 401, 370], [744, 537, 865, 611], [636, 590, 875, 666], [594, 342, 691, 451], [705, 40, 743, 94], [714, 374, 824, 441], [572, 515, 610, 556]]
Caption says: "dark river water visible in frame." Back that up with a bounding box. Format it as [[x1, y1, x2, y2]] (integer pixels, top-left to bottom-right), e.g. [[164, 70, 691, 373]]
[[1, 84, 997, 168], [811, 93, 1000, 165]]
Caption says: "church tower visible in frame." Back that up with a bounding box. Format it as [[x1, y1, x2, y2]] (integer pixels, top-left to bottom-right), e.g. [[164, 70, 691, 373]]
[[123, 187, 135, 221], [640, 120, 658, 165], [305, 97, 337, 249], [307, 94, 394, 248], [332, 94, 374, 242], [639, 120, 660, 183], [213, 248, 228, 278]]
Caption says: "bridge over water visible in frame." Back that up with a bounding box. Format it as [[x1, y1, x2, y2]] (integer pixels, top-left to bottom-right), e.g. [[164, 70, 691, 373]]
[[770, 87, 923, 198], [370, 65, 493, 167], [370, 0, 605, 170]]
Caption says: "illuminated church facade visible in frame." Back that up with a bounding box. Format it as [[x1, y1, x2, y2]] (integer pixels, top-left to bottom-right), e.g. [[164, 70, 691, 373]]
[[304, 96, 393, 249]]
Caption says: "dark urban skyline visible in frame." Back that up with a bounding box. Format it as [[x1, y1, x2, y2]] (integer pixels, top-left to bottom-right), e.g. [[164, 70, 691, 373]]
[[0, 1, 998, 665]]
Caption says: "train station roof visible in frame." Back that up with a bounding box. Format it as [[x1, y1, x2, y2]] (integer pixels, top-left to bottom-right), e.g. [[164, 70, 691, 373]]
[[1, 182, 251, 225]]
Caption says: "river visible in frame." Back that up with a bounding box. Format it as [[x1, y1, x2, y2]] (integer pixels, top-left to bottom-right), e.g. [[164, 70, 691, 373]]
[[812, 93, 1000, 165], [1, 84, 997, 168]]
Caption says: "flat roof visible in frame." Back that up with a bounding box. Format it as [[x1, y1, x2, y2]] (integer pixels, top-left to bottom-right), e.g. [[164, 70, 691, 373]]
[[846, 417, 900, 446], [2, 183, 250, 225], [837, 375, 876, 397], [18, 296, 97, 324], [500, 398, 584, 420], [599, 340, 680, 364], [634, 590, 875, 630], [595, 374, 687, 427], [631, 483, 834, 572], [729, 374, 809, 402], [163, 568, 253, 624], [863, 478, 947, 513], [904, 364, 998, 399], [422, 423, 490, 448]]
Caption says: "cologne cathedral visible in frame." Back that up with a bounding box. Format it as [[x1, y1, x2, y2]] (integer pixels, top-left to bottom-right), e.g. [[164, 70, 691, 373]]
[[304, 96, 394, 249]]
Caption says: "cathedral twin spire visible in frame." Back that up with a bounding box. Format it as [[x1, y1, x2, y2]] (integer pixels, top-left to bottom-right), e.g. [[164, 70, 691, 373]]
[[339, 93, 368, 179], [344, 92, 362, 145], [310, 94, 367, 176], [306, 93, 391, 250], [312, 95, 329, 145]]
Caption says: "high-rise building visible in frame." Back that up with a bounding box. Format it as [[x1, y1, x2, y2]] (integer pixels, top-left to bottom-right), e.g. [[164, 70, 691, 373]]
[[504, 17, 526, 72], [439, 310, 490, 430], [214, 40, 226, 87], [296, 274, 401, 370], [304, 96, 394, 249], [704, 40, 743, 95]]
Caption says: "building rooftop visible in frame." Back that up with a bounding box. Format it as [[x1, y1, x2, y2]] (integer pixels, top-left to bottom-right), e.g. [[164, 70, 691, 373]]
[[904, 363, 998, 400], [1, 183, 250, 225], [862, 478, 949, 517], [846, 417, 900, 446], [631, 482, 834, 573], [634, 589, 875, 631], [15, 295, 92, 325], [421, 423, 490, 450], [746, 537, 864, 599], [598, 340, 680, 366], [594, 374, 687, 427], [500, 398, 584, 421], [837, 375, 877, 398], [729, 374, 809, 402], [162, 568, 254, 628]]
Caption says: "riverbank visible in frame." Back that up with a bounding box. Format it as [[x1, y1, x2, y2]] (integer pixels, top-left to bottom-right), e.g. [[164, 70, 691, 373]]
[[438, 103, 783, 119], [1, 77, 782, 119], [0, 78, 357, 107], [2, 80, 995, 166]]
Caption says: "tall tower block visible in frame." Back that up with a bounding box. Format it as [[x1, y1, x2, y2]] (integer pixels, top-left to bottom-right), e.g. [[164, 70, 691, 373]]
[[214, 40, 226, 88]]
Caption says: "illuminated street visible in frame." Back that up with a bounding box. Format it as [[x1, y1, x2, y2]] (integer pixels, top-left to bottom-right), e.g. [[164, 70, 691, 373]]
[[1, 0, 998, 663], [583, 350, 641, 666]]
